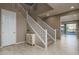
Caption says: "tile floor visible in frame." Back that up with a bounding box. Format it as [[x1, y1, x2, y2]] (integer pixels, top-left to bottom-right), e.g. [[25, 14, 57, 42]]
[[0, 34, 79, 55]]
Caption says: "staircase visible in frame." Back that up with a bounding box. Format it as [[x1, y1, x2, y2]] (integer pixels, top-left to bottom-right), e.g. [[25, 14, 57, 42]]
[[37, 17, 56, 42], [17, 3, 56, 49], [29, 14, 56, 47]]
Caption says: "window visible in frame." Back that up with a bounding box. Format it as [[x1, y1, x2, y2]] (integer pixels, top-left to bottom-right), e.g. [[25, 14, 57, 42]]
[[66, 24, 76, 32]]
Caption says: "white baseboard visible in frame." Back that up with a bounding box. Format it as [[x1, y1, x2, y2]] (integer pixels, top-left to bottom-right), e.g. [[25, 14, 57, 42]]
[[0, 41, 25, 48], [35, 45, 44, 50], [15, 41, 25, 45]]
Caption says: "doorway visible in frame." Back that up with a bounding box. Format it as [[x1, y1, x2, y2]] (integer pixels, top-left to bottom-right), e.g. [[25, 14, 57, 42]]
[[1, 9, 16, 47], [60, 23, 77, 35], [66, 23, 77, 35]]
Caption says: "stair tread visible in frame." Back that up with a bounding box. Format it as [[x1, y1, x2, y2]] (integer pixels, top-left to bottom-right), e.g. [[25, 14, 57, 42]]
[[47, 39, 53, 47], [47, 42, 53, 47]]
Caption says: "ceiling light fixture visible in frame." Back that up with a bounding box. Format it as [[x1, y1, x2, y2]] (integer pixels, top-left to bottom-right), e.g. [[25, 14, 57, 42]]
[[46, 13, 50, 16], [73, 14, 77, 17]]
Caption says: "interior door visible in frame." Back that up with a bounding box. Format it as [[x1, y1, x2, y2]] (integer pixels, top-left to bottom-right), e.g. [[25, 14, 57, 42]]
[[1, 9, 16, 47]]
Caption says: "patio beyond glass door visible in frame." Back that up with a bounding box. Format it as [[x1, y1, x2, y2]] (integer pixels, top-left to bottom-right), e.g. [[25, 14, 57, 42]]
[[66, 23, 77, 35]]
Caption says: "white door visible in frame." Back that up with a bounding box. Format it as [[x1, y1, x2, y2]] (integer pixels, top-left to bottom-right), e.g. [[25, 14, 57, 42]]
[[1, 9, 16, 47]]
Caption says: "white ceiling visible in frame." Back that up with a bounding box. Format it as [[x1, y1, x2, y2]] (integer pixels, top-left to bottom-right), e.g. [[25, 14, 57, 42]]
[[39, 3, 79, 17]]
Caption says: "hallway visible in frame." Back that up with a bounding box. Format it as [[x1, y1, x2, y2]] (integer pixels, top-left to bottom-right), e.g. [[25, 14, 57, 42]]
[[0, 35, 79, 55]]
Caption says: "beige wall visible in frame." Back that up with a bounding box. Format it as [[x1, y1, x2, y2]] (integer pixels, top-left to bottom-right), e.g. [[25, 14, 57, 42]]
[[76, 20, 79, 38], [0, 10, 1, 46], [44, 16, 60, 39], [60, 10, 79, 22], [16, 11, 27, 43], [60, 9, 79, 16], [0, 3, 27, 43]]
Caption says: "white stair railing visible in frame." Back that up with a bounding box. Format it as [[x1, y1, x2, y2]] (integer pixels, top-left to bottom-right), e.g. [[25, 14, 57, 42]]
[[27, 14, 47, 48], [37, 17, 56, 42], [17, 3, 57, 48], [17, 3, 48, 48]]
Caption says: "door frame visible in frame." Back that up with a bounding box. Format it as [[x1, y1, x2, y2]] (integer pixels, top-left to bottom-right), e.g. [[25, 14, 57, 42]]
[[1, 9, 16, 47]]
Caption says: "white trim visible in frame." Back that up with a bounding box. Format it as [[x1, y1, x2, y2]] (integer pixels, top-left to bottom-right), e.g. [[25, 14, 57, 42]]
[[15, 41, 25, 45], [0, 41, 25, 48], [45, 29, 47, 49], [35, 45, 44, 50]]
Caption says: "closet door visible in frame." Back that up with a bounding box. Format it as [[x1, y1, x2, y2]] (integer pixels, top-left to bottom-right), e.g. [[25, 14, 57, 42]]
[[1, 9, 16, 47]]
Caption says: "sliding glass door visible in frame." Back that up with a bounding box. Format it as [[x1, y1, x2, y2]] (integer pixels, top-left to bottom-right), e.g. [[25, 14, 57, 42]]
[[66, 23, 77, 35]]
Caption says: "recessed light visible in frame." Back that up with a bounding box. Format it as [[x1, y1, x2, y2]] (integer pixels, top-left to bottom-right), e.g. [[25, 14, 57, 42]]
[[70, 6, 74, 9], [73, 14, 77, 16], [46, 13, 50, 16]]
